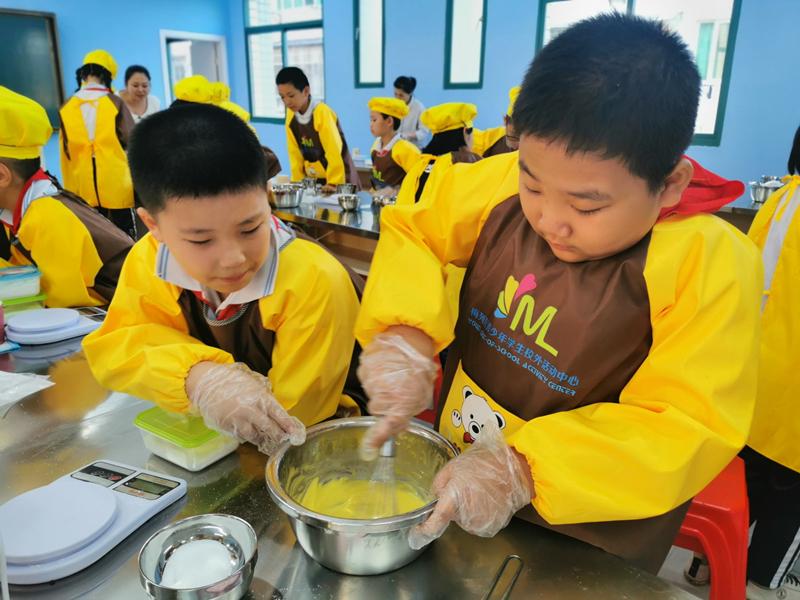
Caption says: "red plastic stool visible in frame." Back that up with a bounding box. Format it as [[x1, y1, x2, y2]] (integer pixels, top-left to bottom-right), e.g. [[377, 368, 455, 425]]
[[673, 456, 749, 600], [417, 355, 443, 425]]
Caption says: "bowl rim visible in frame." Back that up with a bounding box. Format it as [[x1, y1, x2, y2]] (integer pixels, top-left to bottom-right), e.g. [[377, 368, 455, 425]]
[[137, 513, 258, 592], [265, 416, 457, 533]]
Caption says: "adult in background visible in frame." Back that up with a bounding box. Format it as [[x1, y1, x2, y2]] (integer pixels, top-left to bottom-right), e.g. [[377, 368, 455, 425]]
[[394, 76, 429, 150], [118, 65, 161, 124]]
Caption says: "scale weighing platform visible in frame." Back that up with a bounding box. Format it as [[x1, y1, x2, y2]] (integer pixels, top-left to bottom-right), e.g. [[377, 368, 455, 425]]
[[0, 461, 187, 584]]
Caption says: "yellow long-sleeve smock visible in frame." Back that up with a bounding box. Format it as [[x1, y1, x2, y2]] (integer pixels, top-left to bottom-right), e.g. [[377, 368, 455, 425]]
[[356, 152, 762, 530], [285, 101, 360, 188], [747, 175, 800, 473], [472, 126, 510, 157], [83, 228, 362, 425]]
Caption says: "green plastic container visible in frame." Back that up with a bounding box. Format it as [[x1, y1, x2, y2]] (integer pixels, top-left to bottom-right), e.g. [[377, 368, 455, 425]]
[[3, 292, 47, 316], [134, 407, 239, 471]]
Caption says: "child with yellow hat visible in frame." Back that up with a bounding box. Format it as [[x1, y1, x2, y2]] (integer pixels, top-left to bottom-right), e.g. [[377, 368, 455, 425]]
[[171, 76, 281, 179], [472, 86, 520, 157], [0, 87, 133, 307], [395, 102, 481, 206], [368, 97, 421, 193], [60, 49, 137, 237]]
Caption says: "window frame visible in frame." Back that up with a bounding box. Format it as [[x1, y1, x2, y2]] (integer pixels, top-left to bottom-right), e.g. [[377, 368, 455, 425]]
[[244, 0, 324, 124], [443, 0, 489, 90], [353, 0, 385, 88], [534, 0, 742, 147]]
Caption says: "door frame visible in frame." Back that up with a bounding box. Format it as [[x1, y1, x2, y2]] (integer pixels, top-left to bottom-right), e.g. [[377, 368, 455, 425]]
[[159, 30, 229, 104]]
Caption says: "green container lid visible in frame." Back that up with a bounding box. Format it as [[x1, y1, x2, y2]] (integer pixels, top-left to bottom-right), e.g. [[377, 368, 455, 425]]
[[134, 406, 221, 448], [3, 292, 47, 306]]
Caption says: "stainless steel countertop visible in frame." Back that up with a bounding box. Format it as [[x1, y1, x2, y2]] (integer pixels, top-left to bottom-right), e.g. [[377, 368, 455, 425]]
[[716, 195, 762, 216], [0, 345, 695, 599], [273, 192, 383, 240]]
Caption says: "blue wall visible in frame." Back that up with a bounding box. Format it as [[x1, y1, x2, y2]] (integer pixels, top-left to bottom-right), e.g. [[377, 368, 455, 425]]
[[4, 0, 798, 186], [1, 0, 232, 180]]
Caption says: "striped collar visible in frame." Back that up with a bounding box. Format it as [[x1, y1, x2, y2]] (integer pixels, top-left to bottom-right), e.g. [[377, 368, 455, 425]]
[[154, 216, 295, 316], [0, 169, 59, 234]]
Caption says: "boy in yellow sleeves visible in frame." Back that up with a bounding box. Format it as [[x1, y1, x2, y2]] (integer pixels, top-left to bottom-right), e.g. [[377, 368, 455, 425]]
[[276, 67, 360, 193], [472, 87, 520, 157], [0, 87, 133, 307], [368, 97, 421, 193], [355, 14, 762, 573], [83, 103, 365, 453]]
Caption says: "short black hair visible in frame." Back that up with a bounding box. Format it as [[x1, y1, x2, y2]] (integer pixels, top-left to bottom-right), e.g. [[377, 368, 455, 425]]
[[125, 65, 151, 85], [380, 113, 402, 132], [423, 128, 473, 156], [514, 13, 700, 193], [75, 63, 112, 92], [394, 76, 417, 95], [0, 157, 40, 182], [128, 104, 269, 213], [276, 67, 310, 91], [789, 124, 800, 175]]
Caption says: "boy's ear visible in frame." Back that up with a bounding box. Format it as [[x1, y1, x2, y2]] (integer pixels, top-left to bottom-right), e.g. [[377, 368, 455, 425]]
[[302, 86, 311, 96], [0, 163, 12, 189], [658, 157, 694, 209], [136, 207, 163, 242]]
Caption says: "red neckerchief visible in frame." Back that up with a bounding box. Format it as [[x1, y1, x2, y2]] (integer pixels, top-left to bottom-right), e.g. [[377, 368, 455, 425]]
[[191, 216, 281, 321], [81, 85, 110, 93], [10, 169, 52, 235], [657, 156, 744, 223]]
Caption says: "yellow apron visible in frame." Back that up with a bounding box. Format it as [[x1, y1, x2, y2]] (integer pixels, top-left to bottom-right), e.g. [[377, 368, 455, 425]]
[[59, 95, 134, 209], [747, 175, 800, 472]]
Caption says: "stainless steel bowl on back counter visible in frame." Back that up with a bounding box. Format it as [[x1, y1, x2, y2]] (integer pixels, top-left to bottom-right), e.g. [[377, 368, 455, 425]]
[[269, 184, 304, 209]]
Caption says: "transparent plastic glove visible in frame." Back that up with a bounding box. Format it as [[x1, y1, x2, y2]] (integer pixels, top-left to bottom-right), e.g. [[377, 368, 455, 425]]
[[408, 420, 531, 550], [188, 362, 306, 455], [357, 333, 438, 460]]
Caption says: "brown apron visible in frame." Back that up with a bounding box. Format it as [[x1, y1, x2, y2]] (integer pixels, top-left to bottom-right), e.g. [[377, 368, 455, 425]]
[[9, 175, 134, 303], [370, 145, 406, 188], [176, 228, 367, 413], [482, 136, 513, 157], [288, 112, 361, 189], [262, 145, 282, 179], [435, 195, 690, 574]]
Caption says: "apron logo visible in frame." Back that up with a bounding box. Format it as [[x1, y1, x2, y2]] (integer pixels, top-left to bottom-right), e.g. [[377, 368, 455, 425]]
[[372, 167, 384, 182], [450, 386, 506, 446], [300, 135, 314, 148], [495, 274, 559, 357]]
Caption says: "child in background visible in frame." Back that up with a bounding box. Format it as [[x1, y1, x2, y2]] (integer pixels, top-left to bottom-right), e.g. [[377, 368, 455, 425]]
[[396, 103, 481, 206], [472, 87, 520, 157], [0, 87, 133, 307], [368, 97, 421, 194], [355, 14, 761, 573], [59, 50, 137, 238], [394, 76, 429, 150], [83, 104, 365, 453], [276, 67, 360, 193]]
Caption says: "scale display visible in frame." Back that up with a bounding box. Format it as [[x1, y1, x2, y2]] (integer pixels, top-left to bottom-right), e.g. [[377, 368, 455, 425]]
[[0, 460, 187, 584]]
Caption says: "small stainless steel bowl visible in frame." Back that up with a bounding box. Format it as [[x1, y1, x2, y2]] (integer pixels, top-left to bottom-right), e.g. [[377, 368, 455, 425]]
[[338, 194, 362, 211], [301, 177, 318, 191], [371, 194, 398, 206], [270, 184, 304, 209], [138, 513, 258, 599], [336, 183, 357, 195], [266, 417, 456, 575]]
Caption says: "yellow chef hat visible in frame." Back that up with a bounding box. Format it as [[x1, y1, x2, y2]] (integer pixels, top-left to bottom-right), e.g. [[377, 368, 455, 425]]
[[211, 82, 231, 105], [82, 50, 118, 81], [220, 101, 258, 137], [174, 75, 213, 104], [421, 103, 478, 134], [367, 97, 409, 120], [507, 86, 521, 118], [0, 87, 53, 160]]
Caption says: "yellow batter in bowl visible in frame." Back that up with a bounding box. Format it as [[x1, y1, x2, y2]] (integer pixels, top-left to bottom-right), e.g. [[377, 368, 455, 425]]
[[298, 477, 429, 519]]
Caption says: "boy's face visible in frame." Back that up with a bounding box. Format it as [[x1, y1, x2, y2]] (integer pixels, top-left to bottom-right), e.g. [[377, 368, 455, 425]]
[[517, 135, 690, 263], [369, 111, 392, 138], [278, 83, 311, 113], [139, 187, 272, 296]]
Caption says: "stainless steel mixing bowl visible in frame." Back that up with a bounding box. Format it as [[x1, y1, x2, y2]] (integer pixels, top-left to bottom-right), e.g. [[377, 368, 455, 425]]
[[371, 193, 398, 206], [138, 513, 258, 599], [336, 183, 357, 194], [338, 194, 362, 211], [270, 184, 304, 209], [265, 417, 456, 575]]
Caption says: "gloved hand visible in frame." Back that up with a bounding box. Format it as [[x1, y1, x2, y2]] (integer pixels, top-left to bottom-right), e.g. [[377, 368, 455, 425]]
[[408, 420, 532, 550], [357, 333, 438, 460], [188, 362, 306, 455]]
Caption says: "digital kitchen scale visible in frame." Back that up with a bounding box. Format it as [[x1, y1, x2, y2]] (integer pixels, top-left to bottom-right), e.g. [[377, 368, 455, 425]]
[[0, 461, 187, 584], [5, 308, 103, 345]]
